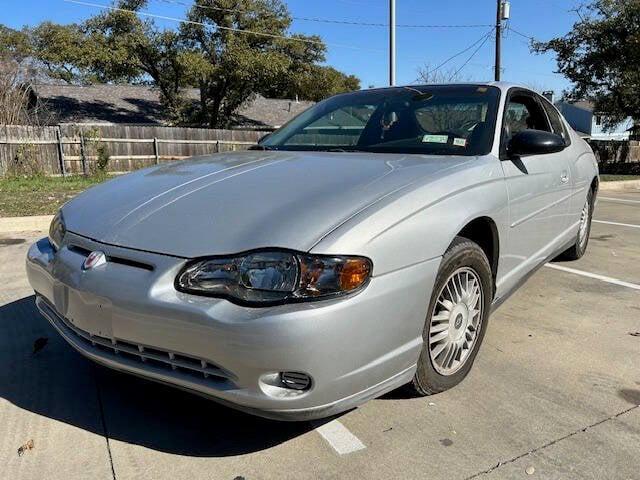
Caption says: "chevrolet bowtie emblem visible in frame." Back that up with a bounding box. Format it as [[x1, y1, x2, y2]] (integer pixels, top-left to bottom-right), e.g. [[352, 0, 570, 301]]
[[82, 251, 107, 270]]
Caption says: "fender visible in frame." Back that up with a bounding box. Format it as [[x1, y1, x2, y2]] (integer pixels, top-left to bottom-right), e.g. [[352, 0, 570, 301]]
[[311, 155, 509, 277]]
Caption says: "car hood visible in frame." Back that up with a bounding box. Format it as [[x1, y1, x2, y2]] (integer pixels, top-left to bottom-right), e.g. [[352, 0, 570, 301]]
[[62, 151, 471, 258]]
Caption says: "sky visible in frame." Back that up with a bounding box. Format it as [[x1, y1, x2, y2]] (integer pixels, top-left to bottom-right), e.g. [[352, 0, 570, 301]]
[[3, 0, 583, 97]]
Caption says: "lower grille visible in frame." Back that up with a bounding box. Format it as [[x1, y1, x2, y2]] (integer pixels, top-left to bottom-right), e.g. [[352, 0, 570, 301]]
[[36, 296, 233, 383]]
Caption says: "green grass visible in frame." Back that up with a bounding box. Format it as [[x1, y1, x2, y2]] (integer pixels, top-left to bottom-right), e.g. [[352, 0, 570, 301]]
[[0, 175, 108, 217], [600, 174, 640, 182]]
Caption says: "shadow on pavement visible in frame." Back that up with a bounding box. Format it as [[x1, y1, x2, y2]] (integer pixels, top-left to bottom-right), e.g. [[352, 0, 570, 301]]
[[0, 295, 315, 457]]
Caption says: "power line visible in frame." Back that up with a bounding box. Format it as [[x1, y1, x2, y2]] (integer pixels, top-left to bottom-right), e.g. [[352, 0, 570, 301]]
[[411, 28, 495, 84], [155, 0, 494, 29], [64, 0, 518, 85], [452, 29, 494, 78], [506, 25, 538, 42], [64, 0, 382, 52], [414, 27, 496, 82], [64, 0, 451, 62]]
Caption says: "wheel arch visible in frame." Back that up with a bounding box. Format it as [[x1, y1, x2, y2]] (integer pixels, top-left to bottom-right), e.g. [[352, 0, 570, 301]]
[[455, 216, 500, 293]]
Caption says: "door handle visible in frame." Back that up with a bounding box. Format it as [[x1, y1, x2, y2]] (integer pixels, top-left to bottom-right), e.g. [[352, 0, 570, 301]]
[[560, 171, 569, 184]]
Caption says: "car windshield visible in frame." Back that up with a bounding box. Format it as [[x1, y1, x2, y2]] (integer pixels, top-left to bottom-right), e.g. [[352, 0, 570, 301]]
[[260, 85, 500, 156]]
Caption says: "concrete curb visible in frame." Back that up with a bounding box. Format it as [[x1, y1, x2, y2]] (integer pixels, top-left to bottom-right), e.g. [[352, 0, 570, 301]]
[[600, 180, 640, 192], [0, 215, 53, 234]]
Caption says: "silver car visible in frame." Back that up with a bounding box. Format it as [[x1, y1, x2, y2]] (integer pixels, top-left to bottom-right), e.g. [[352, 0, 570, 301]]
[[26, 83, 598, 420]]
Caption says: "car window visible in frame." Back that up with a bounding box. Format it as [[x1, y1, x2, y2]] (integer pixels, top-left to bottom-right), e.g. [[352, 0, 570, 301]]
[[504, 95, 551, 136], [502, 93, 552, 153], [286, 105, 375, 146], [261, 85, 501, 156], [539, 97, 570, 145]]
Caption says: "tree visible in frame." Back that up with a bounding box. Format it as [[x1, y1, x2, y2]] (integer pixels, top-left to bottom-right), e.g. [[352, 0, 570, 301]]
[[30, 22, 100, 84], [84, 7, 192, 122], [0, 27, 51, 125], [533, 0, 640, 127], [178, 0, 332, 127], [0, 0, 360, 127], [263, 64, 360, 102], [0, 25, 32, 62], [415, 63, 473, 84]]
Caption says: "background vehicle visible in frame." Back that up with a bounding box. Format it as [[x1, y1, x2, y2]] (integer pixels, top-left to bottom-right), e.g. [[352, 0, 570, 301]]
[[27, 82, 598, 420]]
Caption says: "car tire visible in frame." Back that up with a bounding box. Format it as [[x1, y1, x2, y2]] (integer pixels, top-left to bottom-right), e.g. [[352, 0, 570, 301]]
[[408, 236, 493, 396], [557, 188, 594, 261]]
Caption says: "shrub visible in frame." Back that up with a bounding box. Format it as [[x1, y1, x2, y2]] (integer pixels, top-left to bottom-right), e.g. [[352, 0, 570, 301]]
[[6, 143, 45, 178]]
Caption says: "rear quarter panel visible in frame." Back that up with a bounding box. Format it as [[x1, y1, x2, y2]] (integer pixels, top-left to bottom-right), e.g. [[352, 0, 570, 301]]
[[567, 131, 599, 218]]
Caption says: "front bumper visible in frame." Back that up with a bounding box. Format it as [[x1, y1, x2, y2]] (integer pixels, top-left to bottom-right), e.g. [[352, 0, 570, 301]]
[[26, 233, 439, 420]]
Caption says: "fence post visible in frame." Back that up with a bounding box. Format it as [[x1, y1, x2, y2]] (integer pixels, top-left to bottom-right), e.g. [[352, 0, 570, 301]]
[[153, 137, 160, 164], [56, 127, 66, 177], [79, 131, 88, 175]]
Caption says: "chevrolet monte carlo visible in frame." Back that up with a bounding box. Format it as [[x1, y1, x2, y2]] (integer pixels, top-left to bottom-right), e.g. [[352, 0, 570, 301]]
[[27, 83, 598, 420]]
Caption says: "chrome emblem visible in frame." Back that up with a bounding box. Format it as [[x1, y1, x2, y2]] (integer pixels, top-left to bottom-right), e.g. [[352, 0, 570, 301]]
[[82, 251, 107, 270]]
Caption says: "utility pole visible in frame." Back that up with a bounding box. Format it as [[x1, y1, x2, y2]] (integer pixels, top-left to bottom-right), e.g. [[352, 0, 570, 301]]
[[389, 0, 396, 86], [495, 0, 502, 81]]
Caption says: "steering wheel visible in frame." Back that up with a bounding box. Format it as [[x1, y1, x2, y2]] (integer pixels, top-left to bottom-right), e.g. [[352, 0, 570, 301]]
[[459, 120, 480, 132]]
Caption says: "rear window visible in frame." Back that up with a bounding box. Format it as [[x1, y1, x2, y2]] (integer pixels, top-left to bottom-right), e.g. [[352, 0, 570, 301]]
[[540, 97, 571, 145]]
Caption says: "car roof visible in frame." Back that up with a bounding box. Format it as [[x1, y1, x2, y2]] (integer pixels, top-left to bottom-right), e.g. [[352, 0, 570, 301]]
[[360, 81, 532, 94]]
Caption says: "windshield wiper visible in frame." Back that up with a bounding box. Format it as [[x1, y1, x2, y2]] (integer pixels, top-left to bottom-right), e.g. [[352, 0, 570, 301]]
[[249, 144, 275, 151], [322, 148, 361, 152]]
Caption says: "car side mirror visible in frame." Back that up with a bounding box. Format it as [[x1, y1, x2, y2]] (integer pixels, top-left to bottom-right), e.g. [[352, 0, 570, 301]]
[[508, 129, 565, 157]]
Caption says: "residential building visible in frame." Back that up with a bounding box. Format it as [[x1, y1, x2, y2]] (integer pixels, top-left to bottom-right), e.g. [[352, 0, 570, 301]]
[[554, 100, 634, 141], [32, 84, 314, 130]]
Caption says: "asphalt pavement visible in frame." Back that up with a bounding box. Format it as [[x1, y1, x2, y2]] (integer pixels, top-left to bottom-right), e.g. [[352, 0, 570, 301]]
[[1, 192, 638, 480]]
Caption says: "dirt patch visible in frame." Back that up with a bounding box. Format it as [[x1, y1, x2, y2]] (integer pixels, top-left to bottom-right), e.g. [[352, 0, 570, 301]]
[[0, 238, 26, 246]]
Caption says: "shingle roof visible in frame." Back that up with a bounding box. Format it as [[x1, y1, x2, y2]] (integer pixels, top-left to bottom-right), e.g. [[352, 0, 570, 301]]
[[570, 100, 595, 112], [34, 84, 314, 128], [231, 94, 315, 128]]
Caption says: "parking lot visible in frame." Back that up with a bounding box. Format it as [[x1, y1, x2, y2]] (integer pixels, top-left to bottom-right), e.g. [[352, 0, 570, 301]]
[[1, 191, 638, 480]]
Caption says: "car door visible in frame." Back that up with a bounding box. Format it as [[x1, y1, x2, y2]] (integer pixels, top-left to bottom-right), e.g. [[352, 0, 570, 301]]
[[499, 89, 573, 287], [538, 95, 585, 221]]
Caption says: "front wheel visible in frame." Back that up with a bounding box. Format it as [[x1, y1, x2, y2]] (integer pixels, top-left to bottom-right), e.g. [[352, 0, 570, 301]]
[[408, 236, 493, 396]]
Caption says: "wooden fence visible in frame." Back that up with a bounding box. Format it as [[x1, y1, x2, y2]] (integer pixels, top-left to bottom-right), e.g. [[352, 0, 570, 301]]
[[0, 124, 265, 176], [588, 139, 640, 175]]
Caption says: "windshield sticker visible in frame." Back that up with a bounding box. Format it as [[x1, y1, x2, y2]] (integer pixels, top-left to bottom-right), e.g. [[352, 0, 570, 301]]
[[422, 134, 449, 144], [453, 138, 467, 147]]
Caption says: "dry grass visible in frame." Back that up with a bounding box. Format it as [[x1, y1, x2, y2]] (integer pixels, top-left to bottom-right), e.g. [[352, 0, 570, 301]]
[[600, 174, 640, 182]]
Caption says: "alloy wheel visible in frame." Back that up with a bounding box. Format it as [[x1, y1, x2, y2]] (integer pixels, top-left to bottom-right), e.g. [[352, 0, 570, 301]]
[[428, 267, 483, 376], [578, 198, 590, 249]]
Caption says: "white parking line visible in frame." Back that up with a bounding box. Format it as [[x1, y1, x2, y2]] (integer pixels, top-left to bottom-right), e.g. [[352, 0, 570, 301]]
[[314, 419, 366, 455], [599, 196, 640, 205], [593, 220, 640, 229], [545, 263, 640, 291]]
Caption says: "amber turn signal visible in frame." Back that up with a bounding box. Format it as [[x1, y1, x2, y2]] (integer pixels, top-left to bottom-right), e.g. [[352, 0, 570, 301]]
[[339, 258, 372, 291]]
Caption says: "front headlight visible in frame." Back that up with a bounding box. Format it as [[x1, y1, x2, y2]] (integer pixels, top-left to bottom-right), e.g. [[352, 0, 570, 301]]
[[48, 211, 66, 250], [175, 250, 372, 306]]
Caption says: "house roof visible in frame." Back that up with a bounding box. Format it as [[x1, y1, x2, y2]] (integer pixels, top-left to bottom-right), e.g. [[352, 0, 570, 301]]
[[33, 84, 314, 128], [555, 99, 596, 113], [569, 100, 595, 112]]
